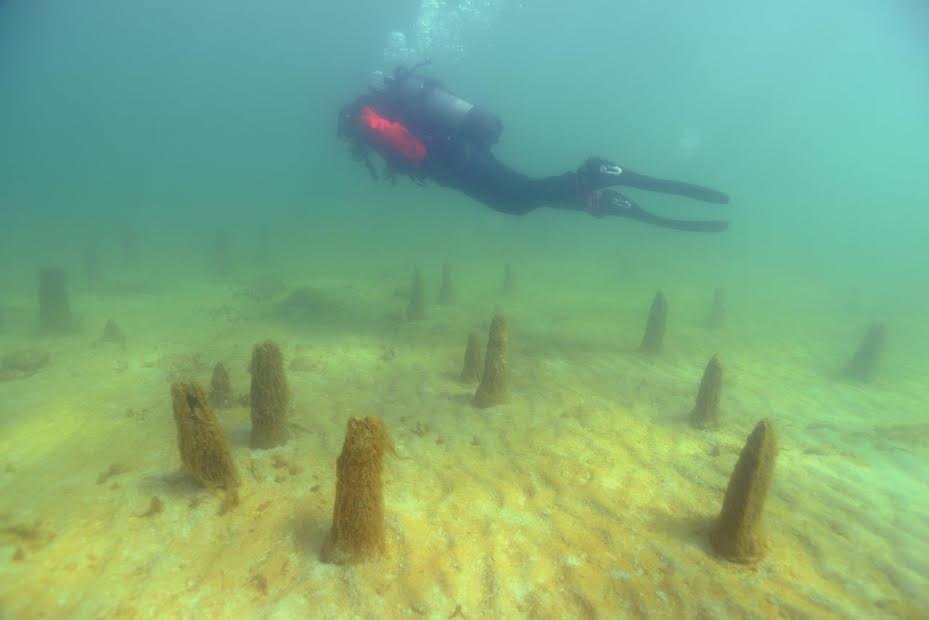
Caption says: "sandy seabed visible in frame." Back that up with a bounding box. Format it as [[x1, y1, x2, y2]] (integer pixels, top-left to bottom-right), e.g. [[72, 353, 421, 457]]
[[0, 269, 927, 620]]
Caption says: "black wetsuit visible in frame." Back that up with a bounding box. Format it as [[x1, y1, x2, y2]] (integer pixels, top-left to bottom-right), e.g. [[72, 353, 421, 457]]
[[338, 73, 731, 231]]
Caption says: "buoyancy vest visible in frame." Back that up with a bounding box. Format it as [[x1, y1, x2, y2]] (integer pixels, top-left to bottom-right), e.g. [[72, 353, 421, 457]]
[[359, 106, 427, 164]]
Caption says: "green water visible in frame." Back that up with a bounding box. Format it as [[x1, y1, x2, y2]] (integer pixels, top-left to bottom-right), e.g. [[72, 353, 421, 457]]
[[1, 0, 927, 617], [2, 0, 927, 377]]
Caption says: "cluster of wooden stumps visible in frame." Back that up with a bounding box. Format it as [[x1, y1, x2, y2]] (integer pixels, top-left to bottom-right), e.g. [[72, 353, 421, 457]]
[[168, 340, 393, 564], [637, 286, 885, 380], [169, 341, 291, 512], [445, 275, 886, 564], [637, 289, 778, 562], [29, 255, 882, 571], [161, 264, 887, 566], [26, 260, 888, 387], [404, 263, 516, 323], [32, 267, 128, 344], [158, 265, 520, 566]]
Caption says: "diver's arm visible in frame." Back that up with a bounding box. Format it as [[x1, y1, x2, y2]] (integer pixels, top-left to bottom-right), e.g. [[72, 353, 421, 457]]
[[350, 144, 379, 180]]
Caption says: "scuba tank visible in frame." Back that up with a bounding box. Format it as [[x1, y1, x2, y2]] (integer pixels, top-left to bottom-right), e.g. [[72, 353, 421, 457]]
[[380, 63, 503, 150]]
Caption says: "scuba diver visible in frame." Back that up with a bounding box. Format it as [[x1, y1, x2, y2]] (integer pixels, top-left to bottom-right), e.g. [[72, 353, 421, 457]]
[[337, 63, 731, 232]]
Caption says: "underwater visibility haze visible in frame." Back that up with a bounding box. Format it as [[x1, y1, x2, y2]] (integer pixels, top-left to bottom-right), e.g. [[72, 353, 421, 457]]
[[1, 0, 928, 617]]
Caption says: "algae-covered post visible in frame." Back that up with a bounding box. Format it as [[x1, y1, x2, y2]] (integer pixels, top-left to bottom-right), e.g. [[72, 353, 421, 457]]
[[210, 230, 232, 277], [843, 288, 860, 313], [705, 288, 725, 329], [210, 362, 233, 409], [710, 419, 777, 563], [689, 355, 722, 429], [474, 313, 509, 408], [460, 331, 483, 383], [171, 382, 240, 491], [83, 246, 103, 292], [406, 269, 426, 321], [249, 341, 289, 449], [256, 226, 270, 263], [501, 263, 516, 295], [842, 322, 885, 382], [38, 268, 74, 334], [321, 417, 395, 565], [639, 290, 667, 355], [120, 225, 138, 265], [439, 262, 454, 306], [100, 319, 126, 346]]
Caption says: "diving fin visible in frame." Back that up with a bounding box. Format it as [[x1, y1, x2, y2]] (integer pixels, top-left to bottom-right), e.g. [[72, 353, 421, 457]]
[[614, 170, 730, 205], [600, 190, 729, 232]]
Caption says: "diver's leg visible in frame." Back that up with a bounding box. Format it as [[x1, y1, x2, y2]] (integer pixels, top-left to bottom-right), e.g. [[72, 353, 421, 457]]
[[579, 158, 731, 204], [449, 152, 728, 230], [448, 148, 572, 215]]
